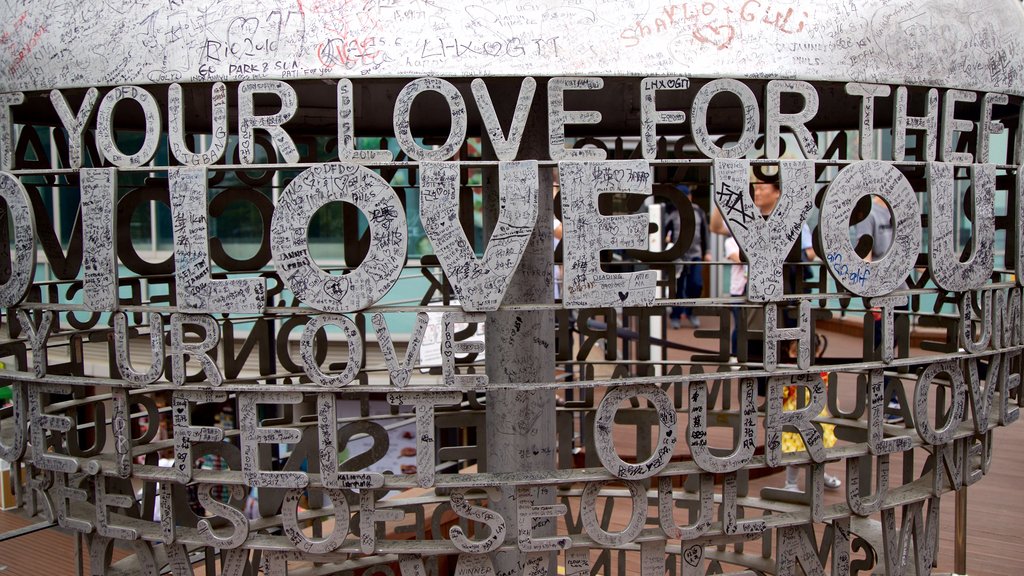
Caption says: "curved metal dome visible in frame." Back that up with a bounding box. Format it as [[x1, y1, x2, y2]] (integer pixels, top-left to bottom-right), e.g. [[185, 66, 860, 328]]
[[2, 0, 1023, 94]]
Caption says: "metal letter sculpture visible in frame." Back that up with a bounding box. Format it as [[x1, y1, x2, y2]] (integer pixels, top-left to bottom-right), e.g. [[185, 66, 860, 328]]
[[0, 1, 1023, 574]]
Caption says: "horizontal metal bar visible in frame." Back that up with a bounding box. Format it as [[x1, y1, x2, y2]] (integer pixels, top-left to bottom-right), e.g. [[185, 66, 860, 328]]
[[3, 159, 1019, 176], [0, 520, 56, 543]]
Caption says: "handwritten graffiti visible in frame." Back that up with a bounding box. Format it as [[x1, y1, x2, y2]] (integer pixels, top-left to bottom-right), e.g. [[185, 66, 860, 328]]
[[620, 0, 809, 49], [826, 252, 871, 288], [316, 36, 388, 70]]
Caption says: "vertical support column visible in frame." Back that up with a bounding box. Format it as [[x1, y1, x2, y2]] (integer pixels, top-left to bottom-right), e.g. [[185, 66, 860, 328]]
[[955, 488, 967, 574], [483, 80, 557, 574]]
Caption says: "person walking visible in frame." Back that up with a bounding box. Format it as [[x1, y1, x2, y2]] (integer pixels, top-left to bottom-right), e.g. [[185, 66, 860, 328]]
[[667, 185, 712, 329]]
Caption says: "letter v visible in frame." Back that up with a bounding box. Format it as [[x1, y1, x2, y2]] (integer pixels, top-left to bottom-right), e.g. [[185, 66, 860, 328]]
[[471, 77, 536, 161], [372, 311, 428, 388], [420, 161, 538, 311]]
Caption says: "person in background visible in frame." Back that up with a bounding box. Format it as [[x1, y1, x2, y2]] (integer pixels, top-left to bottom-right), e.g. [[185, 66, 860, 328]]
[[724, 229, 747, 357], [712, 179, 815, 337], [717, 180, 779, 359], [714, 179, 842, 489], [782, 372, 842, 490], [666, 185, 712, 329], [553, 175, 563, 301]]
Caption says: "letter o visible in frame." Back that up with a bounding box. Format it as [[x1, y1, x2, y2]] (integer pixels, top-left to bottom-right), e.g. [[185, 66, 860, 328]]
[[913, 360, 967, 446], [0, 172, 35, 307], [96, 86, 162, 167], [393, 77, 468, 161], [300, 314, 363, 387], [819, 161, 920, 297], [594, 384, 677, 479], [271, 163, 407, 312], [580, 480, 647, 546], [690, 79, 759, 158]]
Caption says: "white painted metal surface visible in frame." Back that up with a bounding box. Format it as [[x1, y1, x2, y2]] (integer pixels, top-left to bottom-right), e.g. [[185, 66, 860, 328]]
[[1, 1, 1023, 93]]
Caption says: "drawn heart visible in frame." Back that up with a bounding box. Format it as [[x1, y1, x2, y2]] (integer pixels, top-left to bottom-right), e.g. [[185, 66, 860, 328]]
[[693, 24, 735, 50], [683, 545, 702, 566], [618, 291, 629, 301]]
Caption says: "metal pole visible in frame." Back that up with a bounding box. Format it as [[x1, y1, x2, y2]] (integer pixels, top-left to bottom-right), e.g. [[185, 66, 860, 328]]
[[484, 81, 557, 575], [955, 487, 968, 575], [75, 531, 83, 576]]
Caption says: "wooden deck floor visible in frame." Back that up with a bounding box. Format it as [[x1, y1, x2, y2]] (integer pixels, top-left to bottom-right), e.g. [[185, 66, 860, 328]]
[[0, 512, 127, 575]]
